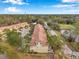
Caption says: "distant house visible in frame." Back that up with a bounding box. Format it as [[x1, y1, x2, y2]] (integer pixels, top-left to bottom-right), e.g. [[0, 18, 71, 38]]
[[75, 35, 79, 42], [44, 22, 57, 36], [0, 22, 29, 34], [60, 30, 71, 37], [72, 51, 79, 57], [60, 29, 79, 42], [62, 44, 72, 55], [19, 27, 30, 38], [30, 24, 48, 53], [47, 30, 57, 36], [44, 22, 48, 30], [31, 19, 38, 25], [62, 44, 79, 59]]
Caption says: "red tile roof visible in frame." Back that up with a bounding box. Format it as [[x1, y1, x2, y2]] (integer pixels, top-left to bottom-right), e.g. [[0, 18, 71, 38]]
[[30, 24, 48, 46]]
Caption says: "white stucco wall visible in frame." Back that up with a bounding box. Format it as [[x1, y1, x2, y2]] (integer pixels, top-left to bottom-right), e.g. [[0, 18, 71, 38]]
[[30, 42, 48, 53]]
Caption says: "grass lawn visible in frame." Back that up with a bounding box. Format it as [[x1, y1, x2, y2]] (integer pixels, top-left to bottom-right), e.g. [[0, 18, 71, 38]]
[[59, 24, 75, 30], [51, 31, 69, 59], [55, 50, 68, 59], [0, 42, 19, 59], [66, 42, 79, 52], [0, 42, 49, 59]]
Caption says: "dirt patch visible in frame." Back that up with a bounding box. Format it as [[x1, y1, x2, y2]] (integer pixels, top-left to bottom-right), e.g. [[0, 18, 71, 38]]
[[18, 53, 48, 59]]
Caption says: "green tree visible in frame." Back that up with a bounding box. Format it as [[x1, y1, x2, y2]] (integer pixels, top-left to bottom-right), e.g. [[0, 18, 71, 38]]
[[47, 22, 60, 31], [47, 31, 63, 52], [73, 21, 79, 34], [21, 34, 30, 53], [4, 29, 21, 47]]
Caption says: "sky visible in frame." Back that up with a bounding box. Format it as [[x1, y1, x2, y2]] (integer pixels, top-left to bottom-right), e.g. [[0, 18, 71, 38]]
[[0, 0, 79, 14]]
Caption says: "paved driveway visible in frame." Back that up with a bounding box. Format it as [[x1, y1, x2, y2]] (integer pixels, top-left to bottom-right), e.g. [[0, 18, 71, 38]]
[[0, 54, 8, 59]]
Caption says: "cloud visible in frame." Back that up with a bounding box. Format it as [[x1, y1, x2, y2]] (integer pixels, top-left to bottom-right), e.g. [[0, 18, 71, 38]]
[[61, 9, 79, 14], [43, 3, 79, 14], [4, 7, 22, 13], [62, 0, 79, 2], [51, 4, 74, 8], [2, 0, 29, 5], [43, 4, 77, 8]]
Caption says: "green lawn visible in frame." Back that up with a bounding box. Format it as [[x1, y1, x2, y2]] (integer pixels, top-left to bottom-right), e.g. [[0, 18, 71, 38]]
[[59, 24, 75, 30], [66, 42, 79, 52], [0, 42, 19, 59]]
